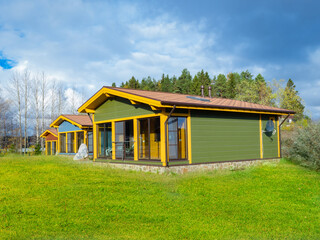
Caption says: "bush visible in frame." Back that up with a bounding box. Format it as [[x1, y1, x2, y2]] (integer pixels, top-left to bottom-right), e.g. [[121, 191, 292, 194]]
[[34, 143, 42, 155], [284, 122, 320, 170]]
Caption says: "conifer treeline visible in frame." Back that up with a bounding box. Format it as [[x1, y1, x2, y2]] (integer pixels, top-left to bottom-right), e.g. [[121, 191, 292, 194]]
[[115, 68, 305, 120]]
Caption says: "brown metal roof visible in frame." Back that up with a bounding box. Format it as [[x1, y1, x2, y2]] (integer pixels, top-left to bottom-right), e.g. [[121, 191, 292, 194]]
[[104, 87, 295, 114], [48, 128, 58, 136], [61, 114, 93, 126]]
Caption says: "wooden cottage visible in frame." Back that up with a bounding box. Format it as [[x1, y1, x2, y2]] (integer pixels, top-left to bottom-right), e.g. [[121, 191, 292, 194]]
[[78, 87, 295, 166], [40, 128, 58, 155], [50, 115, 93, 155]]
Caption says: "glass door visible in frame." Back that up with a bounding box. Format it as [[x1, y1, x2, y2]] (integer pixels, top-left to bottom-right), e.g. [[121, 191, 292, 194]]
[[168, 117, 187, 160], [115, 120, 134, 160]]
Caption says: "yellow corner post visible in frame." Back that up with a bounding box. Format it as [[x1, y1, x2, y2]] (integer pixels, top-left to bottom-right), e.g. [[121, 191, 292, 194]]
[[187, 110, 192, 164], [112, 121, 116, 160], [277, 117, 280, 158], [160, 113, 167, 166], [133, 118, 138, 161], [259, 114, 263, 159], [93, 115, 97, 161]]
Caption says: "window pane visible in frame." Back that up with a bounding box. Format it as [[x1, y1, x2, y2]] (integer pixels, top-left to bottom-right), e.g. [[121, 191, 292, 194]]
[[150, 118, 160, 159], [52, 142, 56, 155], [60, 133, 66, 153], [139, 119, 149, 159], [67, 132, 74, 153], [88, 131, 93, 153], [47, 142, 51, 155], [76, 132, 84, 152]]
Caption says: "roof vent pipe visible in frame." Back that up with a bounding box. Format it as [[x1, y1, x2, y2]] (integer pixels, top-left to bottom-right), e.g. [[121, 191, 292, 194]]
[[208, 86, 212, 98], [201, 85, 204, 97]]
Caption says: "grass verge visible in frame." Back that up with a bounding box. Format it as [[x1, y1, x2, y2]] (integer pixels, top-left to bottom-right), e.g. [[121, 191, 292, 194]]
[[0, 156, 319, 239]]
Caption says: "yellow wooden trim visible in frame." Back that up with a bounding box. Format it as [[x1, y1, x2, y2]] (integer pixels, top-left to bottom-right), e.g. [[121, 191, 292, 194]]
[[58, 133, 60, 153], [259, 114, 263, 159], [133, 119, 138, 161], [162, 112, 189, 117], [112, 121, 116, 160], [277, 117, 280, 158], [160, 114, 167, 166], [78, 87, 163, 113], [66, 133, 68, 153], [187, 110, 192, 164], [50, 115, 88, 129], [150, 105, 161, 111], [74, 132, 77, 153], [94, 113, 162, 124], [85, 109, 95, 113], [84, 130, 87, 145], [171, 105, 288, 116], [78, 86, 293, 116], [45, 140, 58, 155], [130, 99, 139, 105], [40, 129, 58, 138], [45, 142, 48, 155], [92, 114, 97, 161]]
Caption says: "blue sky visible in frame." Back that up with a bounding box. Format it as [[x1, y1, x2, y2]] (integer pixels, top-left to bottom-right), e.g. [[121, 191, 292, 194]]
[[0, 0, 320, 118]]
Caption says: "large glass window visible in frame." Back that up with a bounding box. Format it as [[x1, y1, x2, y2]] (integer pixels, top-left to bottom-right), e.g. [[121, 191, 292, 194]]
[[87, 131, 93, 153], [139, 117, 160, 160], [168, 117, 187, 160], [98, 123, 112, 158], [60, 133, 66, 153], [67, 132, 74, 153], [76, 132, 84, 152], [115, 120, 134, 159], [52, 141, 56, 155], [47, 142, 51, 155]]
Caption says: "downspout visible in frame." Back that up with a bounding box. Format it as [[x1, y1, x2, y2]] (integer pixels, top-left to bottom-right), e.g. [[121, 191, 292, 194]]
[[164, 105, 176, 167], [278, 114, 290, 158]]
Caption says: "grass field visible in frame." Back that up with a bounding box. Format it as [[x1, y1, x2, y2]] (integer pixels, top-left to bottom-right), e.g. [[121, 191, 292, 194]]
[[0, 156, 320, 239]]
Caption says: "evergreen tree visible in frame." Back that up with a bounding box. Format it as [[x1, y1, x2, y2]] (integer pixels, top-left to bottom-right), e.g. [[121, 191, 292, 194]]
[[177, 69, 192, 94], [191, 74, 201, 95], [227, 72, 237, 99], [192, 70, 211, 96], [213, 74, 227, 97], [111, 82, 116, 87], [171, 76, 178, 93], [240, 70, 253, 81], [128, 76, 140, 89], [280, 79, 304, 120], [160, 74, 172, 92]]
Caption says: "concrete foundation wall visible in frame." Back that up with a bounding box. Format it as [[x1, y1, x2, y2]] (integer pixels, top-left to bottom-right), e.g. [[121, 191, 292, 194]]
[[91, 158, 280, 174]]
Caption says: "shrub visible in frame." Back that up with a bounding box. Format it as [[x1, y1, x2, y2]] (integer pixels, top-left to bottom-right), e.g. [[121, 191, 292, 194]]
[[34, 143, 42, 155], [284, 122, 320, 170]]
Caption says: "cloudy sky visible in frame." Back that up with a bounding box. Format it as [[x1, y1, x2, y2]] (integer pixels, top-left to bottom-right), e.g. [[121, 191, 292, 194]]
[[0, 0, 320, 118]]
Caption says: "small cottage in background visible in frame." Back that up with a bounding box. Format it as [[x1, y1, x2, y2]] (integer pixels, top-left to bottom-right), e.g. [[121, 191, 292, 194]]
[[77, 86, 295, 166], [48, 115, 93, 155], [40, 128, 58, 155]]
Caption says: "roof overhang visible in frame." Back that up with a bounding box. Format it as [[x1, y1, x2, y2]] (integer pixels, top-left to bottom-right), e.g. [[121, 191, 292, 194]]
[[78, 87, 163, 113], [40, 129, 58, 138], [50, 115, 90, 128], [78, 87, 295, 116]]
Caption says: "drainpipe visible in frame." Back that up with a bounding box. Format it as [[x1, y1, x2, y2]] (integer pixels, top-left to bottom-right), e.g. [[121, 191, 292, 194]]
[[279, 114, 290, 158], [164, 105, 176, 167]]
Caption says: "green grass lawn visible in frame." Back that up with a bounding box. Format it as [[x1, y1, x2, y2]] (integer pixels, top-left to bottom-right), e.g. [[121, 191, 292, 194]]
[[0, 156, 320, 239]]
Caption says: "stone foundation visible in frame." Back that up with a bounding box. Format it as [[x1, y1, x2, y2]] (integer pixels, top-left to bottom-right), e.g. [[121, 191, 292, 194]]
[[92, 158, 280, 174]]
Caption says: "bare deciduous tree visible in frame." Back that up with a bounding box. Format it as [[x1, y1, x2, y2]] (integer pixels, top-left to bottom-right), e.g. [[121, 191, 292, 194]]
[[32, 73, 41, 144], [50, 79, 56, 122], [40, 72, 48, 149], [23, 69, 30, 154], [10, 71, 23, 154]]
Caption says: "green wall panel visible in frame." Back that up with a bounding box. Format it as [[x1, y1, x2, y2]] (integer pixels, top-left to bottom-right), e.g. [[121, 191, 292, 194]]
[[94, 97, 156, 122], [261, 115, 278, 158], [191, 110, 260, 163]]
